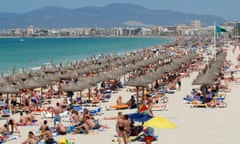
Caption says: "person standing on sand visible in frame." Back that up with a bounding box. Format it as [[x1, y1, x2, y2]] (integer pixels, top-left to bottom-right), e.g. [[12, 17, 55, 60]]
[[177, 78, 182, 91], [104, 112, 124, 143], [53, 102, 62, 126]]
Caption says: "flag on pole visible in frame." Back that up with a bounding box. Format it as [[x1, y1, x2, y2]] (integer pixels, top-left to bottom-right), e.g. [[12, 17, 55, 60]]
[[216, 25, 227, 35]]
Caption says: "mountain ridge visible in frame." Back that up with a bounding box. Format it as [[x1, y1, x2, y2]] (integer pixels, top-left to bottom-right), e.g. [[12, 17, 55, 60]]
[[0, 3, 226, 29]]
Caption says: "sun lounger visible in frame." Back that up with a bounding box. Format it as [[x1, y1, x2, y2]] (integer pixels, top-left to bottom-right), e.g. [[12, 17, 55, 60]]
[[110, 104, 129, 109], [191, 102, 207, 108], [0, 109, 12, 119], [89, 107, 103, 115], [152, 103, 168, 111], [183, 97, 193, 103]]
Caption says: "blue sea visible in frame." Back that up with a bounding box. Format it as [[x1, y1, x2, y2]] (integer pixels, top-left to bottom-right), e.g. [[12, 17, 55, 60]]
[[0, 37, 172, 74]]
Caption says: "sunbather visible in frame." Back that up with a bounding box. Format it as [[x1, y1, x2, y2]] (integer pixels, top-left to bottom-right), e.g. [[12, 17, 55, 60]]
[[74, 116, 107, 134], [22, 131, 38, 144], [7, 117, 19, 134], [0, 124, 9, 135], [207, 97, 227, 108], [17, 112, 27, 125], [55, 122, 67, 135]]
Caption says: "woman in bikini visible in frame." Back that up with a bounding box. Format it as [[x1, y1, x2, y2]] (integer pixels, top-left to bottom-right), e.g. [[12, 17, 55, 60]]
[[117, 114, 131, 144]]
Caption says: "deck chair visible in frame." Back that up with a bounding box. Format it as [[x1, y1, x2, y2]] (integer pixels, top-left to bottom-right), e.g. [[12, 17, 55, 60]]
[[1, 109, 12, 118], [190, 100, 207, 108], [89, 107, 103, 115]]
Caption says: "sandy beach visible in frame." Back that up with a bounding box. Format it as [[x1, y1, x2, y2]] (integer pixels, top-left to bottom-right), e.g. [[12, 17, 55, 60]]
[[1, 41, 240, 144]]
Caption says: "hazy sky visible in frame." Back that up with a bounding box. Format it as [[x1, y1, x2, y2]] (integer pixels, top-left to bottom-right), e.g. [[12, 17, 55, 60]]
[[1, 0, 239, 20]]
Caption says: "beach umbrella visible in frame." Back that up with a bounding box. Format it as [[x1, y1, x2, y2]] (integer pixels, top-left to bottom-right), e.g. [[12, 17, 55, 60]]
[[20, 78, 46, 89], [161, 65, 173, 73], [126, 76, 151, 109], [97, 72, 115, 81], [16, 78, 48, 107], [76, 80, 92, 103], [8, 74, 20, 83], [43, 66, 59, 73], [59, 70, 79, 80], [45, 73, 59, 81], [0, 84, 19, 110], [62, 64, 75, 71], [192, 75, 214, 85], [76, 81, 91, 91], [0, 75, 7, 86], [61, 81, 80, 92], [61, 81, 79, 108], [128, 112, 153, 123], [0, 84, 19, 93], [143, 116, 177, 128], [80, 67, 93, 75], [31, 69, 46, 77], [126, 76, 151, 87], [78, 77, 97, 86], [18, 68, 29, 81]]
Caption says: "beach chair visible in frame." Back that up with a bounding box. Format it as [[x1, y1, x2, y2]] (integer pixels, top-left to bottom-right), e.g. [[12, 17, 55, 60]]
[[190, 100, 207, 108], [89, 107, 103, 115], [60, 111, 71, 122], [0, 109, 12, 119], [152, 96, 168, 111], [73, 106, 84, 114], [102, 93, 112, 102], [152, 103, 168, 111], [183, 96, 193, 104]]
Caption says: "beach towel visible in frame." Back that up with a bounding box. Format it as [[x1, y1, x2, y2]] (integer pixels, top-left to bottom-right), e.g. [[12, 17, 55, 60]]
[[139, 105, 148, 112], [111, 136, 140, 143], [110, 104, 129, 109], [17, 120, 39, 126], [0, 134, 20, 143]]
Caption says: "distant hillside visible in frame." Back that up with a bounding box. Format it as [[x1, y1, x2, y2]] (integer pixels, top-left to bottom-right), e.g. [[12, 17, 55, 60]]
[[0, 3, 226, 29]]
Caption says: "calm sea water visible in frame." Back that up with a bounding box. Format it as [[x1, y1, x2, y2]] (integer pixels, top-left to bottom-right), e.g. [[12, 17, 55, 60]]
[[0, 37, 172, 73]]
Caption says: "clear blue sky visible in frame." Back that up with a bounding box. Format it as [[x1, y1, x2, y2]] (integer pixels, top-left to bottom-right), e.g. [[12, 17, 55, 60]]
[[1, 0, 239, 20]]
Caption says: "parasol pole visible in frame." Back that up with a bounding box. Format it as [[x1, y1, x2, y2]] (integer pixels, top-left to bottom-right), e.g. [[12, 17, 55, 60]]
[[214, 22, 217, 60], [136, 86, 139, 110]]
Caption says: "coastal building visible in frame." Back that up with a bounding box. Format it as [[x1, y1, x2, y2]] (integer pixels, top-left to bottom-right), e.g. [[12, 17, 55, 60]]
[[111, 27, 123, 36], [27, 25, 34, 36], [176, 25, 189, 36], [0, 20, 234, 38], [191, 20, 202, 29], [228, 22, 240, 40], [151, 26, 163, 36], [139, 27, 152, 36]]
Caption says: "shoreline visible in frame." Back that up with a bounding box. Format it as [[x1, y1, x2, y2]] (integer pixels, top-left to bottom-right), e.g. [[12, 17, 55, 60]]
[[0, 35, 175, 39], [0, 37, 174, 75]]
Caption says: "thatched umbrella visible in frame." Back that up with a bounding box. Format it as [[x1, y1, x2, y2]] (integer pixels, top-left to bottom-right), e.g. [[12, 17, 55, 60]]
[[8, 74, 19, 83], [0, 74, 7, 86], [61, 81, 91, 107], [0, 84, 19, 93], [30, 69, 46, 77], [59, 70, 79, 80], [43, 66, 59, 73], [0, 84, 19, 110], [97, 72, 115, 82], [126, 76, 151, 109], [18, 68, 29, 81], [45, 74, 59, 81], [20, 78, 46, 89], [16, 77, 49, 107]]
